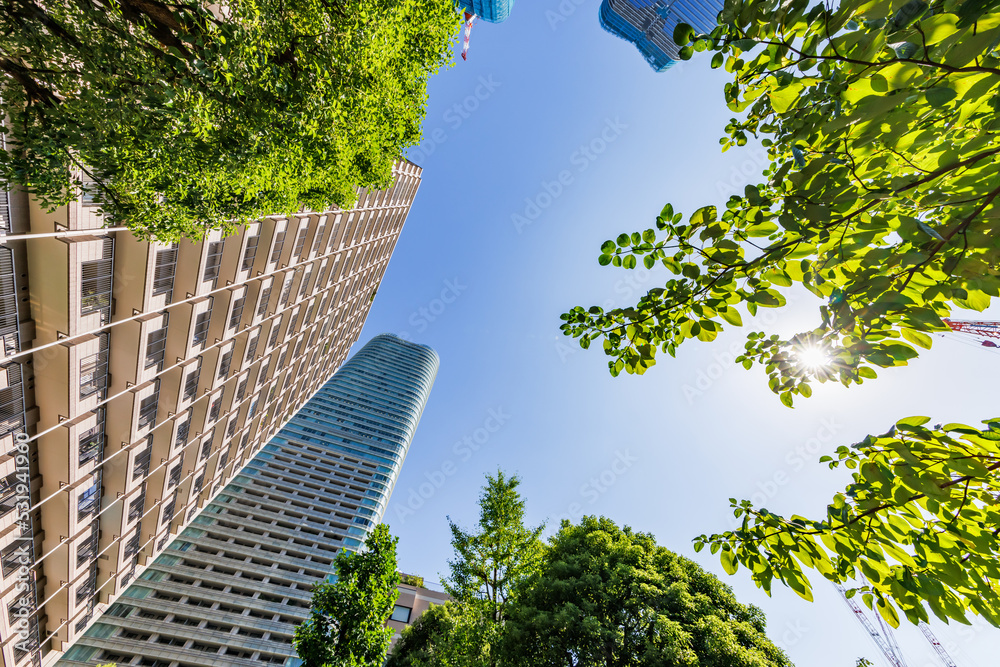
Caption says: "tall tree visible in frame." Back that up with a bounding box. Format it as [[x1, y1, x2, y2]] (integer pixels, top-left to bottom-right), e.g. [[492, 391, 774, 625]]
[[560, 0, 1000, 406], [502, 516, 793, 667], [2, 0, 460, 240], [294, 524, 400, 667], [444, 471, 545, 624], [695, 416, 1000, 629]]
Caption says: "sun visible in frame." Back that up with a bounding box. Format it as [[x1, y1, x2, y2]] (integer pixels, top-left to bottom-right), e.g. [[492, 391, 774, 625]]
[[796, 346, 831, 369]]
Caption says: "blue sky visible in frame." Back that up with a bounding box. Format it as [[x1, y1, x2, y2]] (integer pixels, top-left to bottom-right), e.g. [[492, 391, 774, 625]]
[[351, 3, 1000, 666]]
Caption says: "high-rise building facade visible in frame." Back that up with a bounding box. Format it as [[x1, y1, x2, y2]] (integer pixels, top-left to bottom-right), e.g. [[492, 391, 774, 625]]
[[599, 0, 723, 71], [0, 164, 423, 667], [55, 334, 438, 667]]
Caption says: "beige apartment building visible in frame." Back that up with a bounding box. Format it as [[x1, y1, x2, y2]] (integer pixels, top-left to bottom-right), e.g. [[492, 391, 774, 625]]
[[0, 161, 422, 667]]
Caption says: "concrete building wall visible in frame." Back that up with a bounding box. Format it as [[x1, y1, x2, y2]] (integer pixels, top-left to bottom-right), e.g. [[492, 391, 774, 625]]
[[0, 163, 422, 667]]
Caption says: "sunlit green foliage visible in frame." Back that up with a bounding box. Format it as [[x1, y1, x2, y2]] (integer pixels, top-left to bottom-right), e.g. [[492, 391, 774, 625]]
[[2, 0, 459, 240], [695, 417, 1000, 629], [294, 524, 400, 667], [560, 0, 1000, 406]]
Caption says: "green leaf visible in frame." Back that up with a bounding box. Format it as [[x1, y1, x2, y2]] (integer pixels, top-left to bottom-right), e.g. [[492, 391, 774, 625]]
[[720, 308, 743, 326], [673, 22, 694, 45], [720, 549, 738, 575], [925, 86, 958, 107]]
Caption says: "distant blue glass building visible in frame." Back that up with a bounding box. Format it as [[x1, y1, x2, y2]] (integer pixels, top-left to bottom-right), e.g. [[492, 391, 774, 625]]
[[458, 0, 514, 22], [58, 335, 439, 667], [599, 0, 723, 71]]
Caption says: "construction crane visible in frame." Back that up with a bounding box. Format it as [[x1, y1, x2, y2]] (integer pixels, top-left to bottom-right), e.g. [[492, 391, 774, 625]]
[[942, 319, 1000, 348], [835, 583, 960, 667]]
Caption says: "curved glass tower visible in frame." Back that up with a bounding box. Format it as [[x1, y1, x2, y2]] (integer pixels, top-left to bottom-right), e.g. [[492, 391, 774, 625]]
[[599, 0, 722, 71], [57, 335, 438, 667], [457, 0, 515, 22]]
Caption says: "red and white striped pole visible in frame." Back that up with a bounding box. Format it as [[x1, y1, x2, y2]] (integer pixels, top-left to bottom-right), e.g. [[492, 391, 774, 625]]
[[461, 12, 476, 61]]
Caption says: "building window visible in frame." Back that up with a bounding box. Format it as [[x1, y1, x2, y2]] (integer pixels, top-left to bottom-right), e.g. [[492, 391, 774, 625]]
[[183, 359, 202, 402], [79, 333, 110, 400], [144, 318, 169, 370], [200, 438, 212, 461], [279, 274, 294, 306], [208, 395, 223, 423], [78, 409, 105, 465], [228, 294, 245, 330], [241, 234, 259, 272], [239, 433, 250, 451], [2, 540, 29, 578], [192, 472, 205, 494], [226, 419, 238, 439], [192, 297, 213, 347], [77, 481, 100, 521], [152, 243, 179, 299], [245, 332, 259, 362], [268, 321, 282, 348], [247, 399, 258, 420], [311, 225, 326, 254], [298, 269, 313, 299], [138, 381, 160, 429], [76, 523, 99, 566], [128, 491, 145, 523], [132, 442, 151, 480], [218, 349, 233, 379], [168, 463, 182, 488], [257, 360, 270, 387], [175, 411, 192, 448], [203, 241, 224, 284], [270, 231, 285, 263], [80, 238, 114, 321], [218, 451, 229, 470], [287, 312, 299, 336], [76, 562, 98, 605], [235, 376, 248, 402], [256, 285, 271, 317], [390, 605, 411, 623], [292, 227, 308, 259], [123, 531, 142, 560], [161, 494, 176, 525]]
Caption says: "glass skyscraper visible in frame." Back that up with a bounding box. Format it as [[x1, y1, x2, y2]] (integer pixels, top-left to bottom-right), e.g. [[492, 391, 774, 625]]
[[56, 334, 438, 667], [599, 0, 723, 71]]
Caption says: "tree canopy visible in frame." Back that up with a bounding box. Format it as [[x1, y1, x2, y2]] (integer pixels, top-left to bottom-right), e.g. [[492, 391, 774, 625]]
[[294, 524, 400, 667], [560, 0, 1000, 407], [502, 516, 793, 667], [2, 0, 459, 240], [695, 416, 1000, 629], [386, 600, 494, 667]]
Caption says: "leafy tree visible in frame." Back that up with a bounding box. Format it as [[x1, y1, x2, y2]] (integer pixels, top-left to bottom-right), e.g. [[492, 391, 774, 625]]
[[501, 516, 793, 667], [560, 0, 1000, 406], [695, 417, 1000, 628], [385, 601, 494, 667], [2, 0, 459, 240], [444, 471, 546, 625], [294, 524, 400, 667]]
